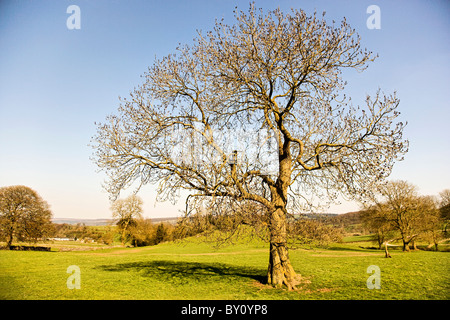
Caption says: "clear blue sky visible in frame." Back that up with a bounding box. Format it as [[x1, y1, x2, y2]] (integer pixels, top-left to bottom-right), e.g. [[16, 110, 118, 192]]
[[1, 0, 449, 219]]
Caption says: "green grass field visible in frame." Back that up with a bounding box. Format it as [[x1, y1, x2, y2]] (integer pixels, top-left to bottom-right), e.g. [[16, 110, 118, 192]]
[[0, 235, 449, 300]]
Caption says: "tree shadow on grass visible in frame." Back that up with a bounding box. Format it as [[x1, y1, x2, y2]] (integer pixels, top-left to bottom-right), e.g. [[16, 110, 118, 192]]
[[97, 260, 267, 285], [325, 245, 379, 253]]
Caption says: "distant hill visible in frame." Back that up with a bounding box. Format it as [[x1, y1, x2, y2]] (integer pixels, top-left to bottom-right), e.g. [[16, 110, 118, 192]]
[[327, 211, 362, 225], [51, 218, 114, 226], [52, 213, 353, 227], [293, 213, 339, 220], [52, 217, 180, 226]]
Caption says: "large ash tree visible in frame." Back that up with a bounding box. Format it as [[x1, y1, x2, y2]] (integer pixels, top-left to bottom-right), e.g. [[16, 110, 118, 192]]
[[92, 6, 408, 289]]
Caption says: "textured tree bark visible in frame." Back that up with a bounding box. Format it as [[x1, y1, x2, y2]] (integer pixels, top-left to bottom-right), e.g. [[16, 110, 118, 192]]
[[383, 241, 392, 258], [266, 206, 299, 290], [267, 241, 298, 290], [264, 141, 301, 290]]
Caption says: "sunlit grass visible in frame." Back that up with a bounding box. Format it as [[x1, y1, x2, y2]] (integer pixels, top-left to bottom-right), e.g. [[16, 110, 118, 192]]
[[0, 235, 448, 300]]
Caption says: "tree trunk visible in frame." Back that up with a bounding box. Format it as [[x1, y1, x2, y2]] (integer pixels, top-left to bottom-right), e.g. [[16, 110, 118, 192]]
[[266, 206, 299, 290], [376, 230, 384, 250], [6, 234, 13, 249], [402, 234, 418, 252], [383, 241, 392, 258], [402, 239, 410, 252], [121, 220, 129, 246], [6, 225, 14, 249], [266, 135, 299, 290], [267, 242, 298, 290]]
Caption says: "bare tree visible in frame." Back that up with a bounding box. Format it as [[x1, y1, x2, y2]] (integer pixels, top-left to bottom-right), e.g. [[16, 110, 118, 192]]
[[364, 182, 446, 254], [0, 185, 53, 248], [369, 180, 438, 252], [111, 194, 143, 245], [439, 189, 450, 235], [361, 206, 396, 250], [439, 189, 450, 207], [91, 5, 408, 289]]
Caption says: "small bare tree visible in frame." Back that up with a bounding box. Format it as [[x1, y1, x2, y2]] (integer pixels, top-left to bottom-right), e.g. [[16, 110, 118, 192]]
[[419, 196, 443, 251], [111, 194, 143, 245], [361, 206, 396, 250], [92, 5, 408, 289], [439, 189, 450, 235]]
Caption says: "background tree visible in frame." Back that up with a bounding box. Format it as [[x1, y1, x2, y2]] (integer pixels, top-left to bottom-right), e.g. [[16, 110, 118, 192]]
[[366, 180, 438, 252], [0, 185, 53, 248], [413, 195, 440, 250], [439, 189, 450, 207], [179, 197, 269, 247], [111, 194, 143, 245], [99, 225, 116, 245], [153, 223, 169, 245], [92, 5, 408, 289], [439, 189, 450, 236], [129, 218, 155, 247], [418, 196, 443, 251], [288, 218, 344, 247], [377, 181, 418, 251], [361, 206, 396, 250]]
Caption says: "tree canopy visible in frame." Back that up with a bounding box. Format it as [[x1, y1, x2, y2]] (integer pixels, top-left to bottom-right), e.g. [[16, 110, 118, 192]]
[[0, 185, 53, 248], [92, 5, 408, 289]]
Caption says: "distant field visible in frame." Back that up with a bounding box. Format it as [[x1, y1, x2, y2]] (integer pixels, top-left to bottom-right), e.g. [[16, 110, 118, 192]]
[[0, 235, 449, 300]]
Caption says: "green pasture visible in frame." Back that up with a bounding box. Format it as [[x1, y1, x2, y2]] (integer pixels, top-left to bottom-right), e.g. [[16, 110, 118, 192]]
[[0, 236, 448, 300]]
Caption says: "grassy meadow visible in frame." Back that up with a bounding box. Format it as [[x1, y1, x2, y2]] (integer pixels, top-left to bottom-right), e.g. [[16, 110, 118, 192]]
[[0, 234, 449, 300]]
